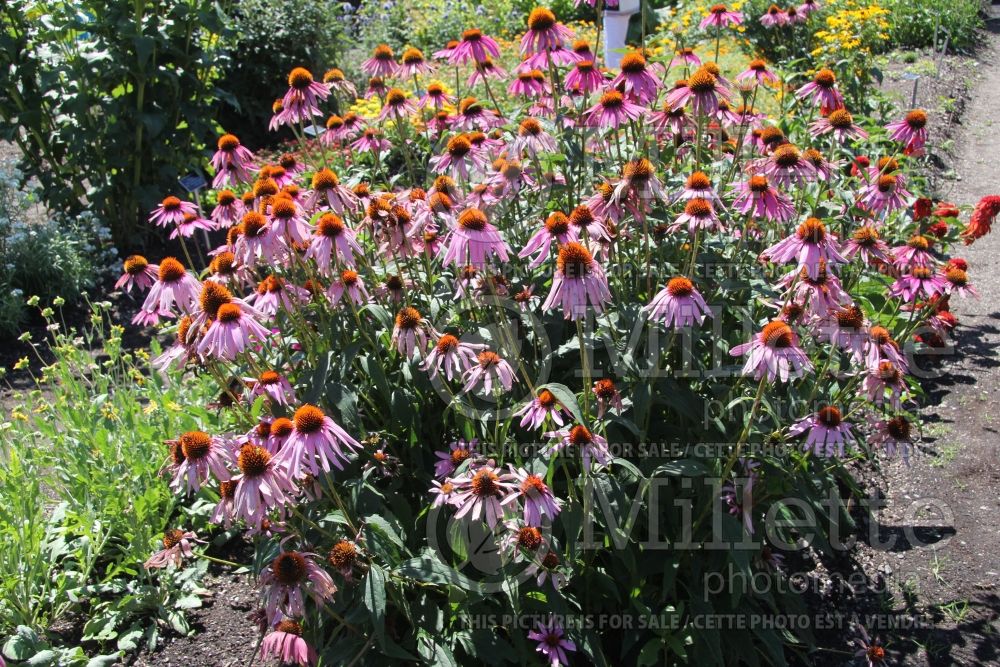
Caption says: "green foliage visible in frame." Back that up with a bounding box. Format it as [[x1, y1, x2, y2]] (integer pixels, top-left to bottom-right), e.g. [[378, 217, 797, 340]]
[[0, 302, 220, 663], [0, 0, 230, 247], [881, 0, 982, 52], [0, 164, 118, 338], [215, 0, 350, 147]]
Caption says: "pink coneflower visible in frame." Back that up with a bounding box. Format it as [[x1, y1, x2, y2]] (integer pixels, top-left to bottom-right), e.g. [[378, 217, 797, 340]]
[[543, 242, 612, 320], [260, 550, 337, 624], [379, 88, 417, 123], [267, 418, 294, 455], [169, 431, 232, 494], [431, 134, 489, 180], [327, 269, 371, 307], [584, 90, 646, 128], [248, 370, 296, 406], [667, 66, 732, 116], [528, 616, 576, 666], [210, 480, 237, 527], [733, 174, 796, 222], [391, 306, 432, 359], [796, 68, 844, 110], [754, 143, 816, 187], [592, 379, 623, 418], [789, 406, 855, 457], [514, 118, 558, 156], [134, 257, 200, 325], [462, 350, 518, 394], [501, 466, 560, 526], [780, 262, 852, 317], [488, 158, 537, 198], [323, 67, 357, 97], [260, 620, 317, 667], [565, 59, 605, 94], [231, 445, 297, 529], [760, 4, 788, 27], [168, 212, 214, 240], [450, 28, 502, 65], [675, 171, 723, 206], [843, 225, 890, 264], [872, 416, 913, 462], [305, 169, 358, 216], [282, 68, 330, 124], [452, 463, 512, 527], [668, 197, 723, 235], [762, 217, 846, 278], [514, 389, 569, 431], [278, 404, 360, 478], [430, 478, 461, 507], [248, 275, 308, 318], [799, 0, 821, 14], [267, 196, 309, 246], [423, 333, 487, 383], [865, 325, 908, 372], [885, 109, 928, 153], [521, 7, 574, 55], [610, 51, 662, 104], [420, 81, 454, 109], [351, 128, 392, 156], [211, 134, 255, 187], [305, 213, 363, 274], [890, 265, 947, 302], [453, 97, 505, 131], [362, 44, 399, 77], [433, 439, 478, 478], [399, 46, 433, 78], [116, 255, 158, 293], [648, 100, 692, 140], [509, 68, 549, 97], [440, 208, 510, 268], [943, 265, 977, 298], [864, 360, 908, 408], [211, 189, 243, 228], [149, 196, 197, 228], [568, 204, 609, 242], [612, 158, 669, 211], [467, 57, 508, 87], [730, 320, 813, 382], [144, 529, 200, 569], [891, 234, 936, 269], [803, 147, 839, 181], [519, 212, 578, 268], [670, 47, 701, 69], [234, 211, 280, 268], [643, 276, 712, 329], [544, 425, 611, 471], [816, 304, 867, 362], [701, 3, 743, 28], [197, 302, 271, 360], [811, 108, 868, 142]]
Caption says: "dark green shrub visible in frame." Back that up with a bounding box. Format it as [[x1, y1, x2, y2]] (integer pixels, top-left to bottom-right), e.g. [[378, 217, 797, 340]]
[[882, 0, 982, 52]]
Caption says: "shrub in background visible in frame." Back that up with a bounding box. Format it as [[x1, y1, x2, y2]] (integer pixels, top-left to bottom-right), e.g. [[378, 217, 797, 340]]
[[881, 0, 982, 52]]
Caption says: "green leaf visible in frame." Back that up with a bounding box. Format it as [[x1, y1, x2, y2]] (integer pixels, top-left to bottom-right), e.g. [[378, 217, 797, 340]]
[[536, 382, 585, 424], [395, 552, 479, 592], [364, 564, 387, 646]]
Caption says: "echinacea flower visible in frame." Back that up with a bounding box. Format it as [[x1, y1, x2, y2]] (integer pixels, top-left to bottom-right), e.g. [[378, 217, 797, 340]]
[[197, 302, 271, 360], [811, 108, 868, 142], [323, 67, 357, 97], [431, 134, 490, 180], [232, 444, 297, 529], [210, 479, 237, 527], [149, 196, 197, 228], [701, 3, 743, 28], [762, 217, 846, 278], [890, 266, 946, 302], [592, 379, 623, 418], [543, 242, 612, 320], [754, 143, 816, 187], [736, 58, 778, 85], [643, 276, 713, 329], [610, 51, 662, 104], [788, 406, 855, 457], [399, 46, 433, 78], [544, 424, 611, 471], [422, 333, 486, 382], [449, 28, 502, 65], [521, 7, 574, 55], [361, 44, 399, 78], [379, 88, 416, 122], [502, 466, 561, 525], [732, 174, 796, 222], [796, 68, 844, 110], [134, 257, 200, 325], [278, 404, 360, 479], [260, 550, 337, 624], [675, 171, 724, 206], [871, 415, 913, 463], [612, 157, 669, 210], [420, 81, 455, 110], [584, 90, 646, 129], [350, 128, 392, 156], [463, 350, 518, 394], [514, 118, 558, 157], [391, 306, 433, 359], [666, 66, 732, 116], [843, 225, 891, 264], [885, 109, 928, 153], [509, 68, 549, 97], [281, 67, 330, 124], [210, 133, 255, 188], [864, 360, 908, 409], [116, 255, 158, 293], [943, 265, 977, 298], [668, 197, 723, 235], [891, 234, 936, 270], [670, 47, 702, 69], [730, 320, 813, 382], [514, 388, 569, 431], [248, 370, 296, 406], [451, 463, 512, 527], [853, 624, 888, 667], [211, 189, 243, 228], [519, 212, 579, 268], [440, 208, 510, 268], [306, 213, 363, 274], [433, 439, 478, 478], [565, 59, 605, 94], [169, 431, 232, 494], [260, 620, 317, 667], [144, 529, 201, 569], [816, 304, 868, 362], [528, 617, 577, 667]]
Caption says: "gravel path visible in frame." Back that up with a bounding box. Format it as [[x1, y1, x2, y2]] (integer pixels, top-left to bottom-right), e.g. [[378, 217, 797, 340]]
[[867, 19, 1000, 667]]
